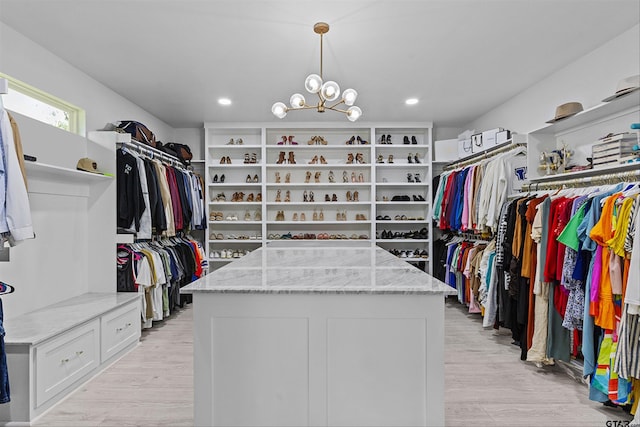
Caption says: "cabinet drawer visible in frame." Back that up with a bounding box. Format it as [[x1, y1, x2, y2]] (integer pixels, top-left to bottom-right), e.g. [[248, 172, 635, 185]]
[[101, 301, 140, 363], [35, 319, 100, 407]]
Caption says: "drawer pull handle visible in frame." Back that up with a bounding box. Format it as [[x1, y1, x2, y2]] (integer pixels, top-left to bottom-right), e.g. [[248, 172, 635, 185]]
[[61, 358, 70, 364], [76, 350, 84, 356], [117, 322, 133, 332]]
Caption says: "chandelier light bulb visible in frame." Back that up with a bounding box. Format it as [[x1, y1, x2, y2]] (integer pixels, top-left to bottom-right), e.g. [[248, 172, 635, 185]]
[[290, 93, 306, 109], [304, 74, 323, 94], [342, 88, 358, 106], [321, 81, 340, 102], [346, 106, 362, 122], [272, 102, 288, 119]]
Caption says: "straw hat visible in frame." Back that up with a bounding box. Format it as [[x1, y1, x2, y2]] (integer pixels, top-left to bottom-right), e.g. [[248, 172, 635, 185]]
[[546, 102, 583, 124], [602, 74, 640, 102]]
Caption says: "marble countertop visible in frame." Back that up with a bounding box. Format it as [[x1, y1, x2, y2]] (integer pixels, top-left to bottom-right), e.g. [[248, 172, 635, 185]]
[[4, 293, 140, 345], [181, 246, 456, 295]]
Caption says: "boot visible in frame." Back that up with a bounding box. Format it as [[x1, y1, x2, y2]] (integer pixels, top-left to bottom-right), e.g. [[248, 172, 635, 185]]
[[288, 151, 296, 164], [276, 151, 285, 164]]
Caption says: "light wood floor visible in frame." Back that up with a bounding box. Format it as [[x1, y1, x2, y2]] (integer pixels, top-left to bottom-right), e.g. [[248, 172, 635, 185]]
[[33, 298, 633, 426]]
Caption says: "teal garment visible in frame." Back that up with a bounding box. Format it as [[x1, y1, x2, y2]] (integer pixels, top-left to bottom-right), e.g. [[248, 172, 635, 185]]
[[546, 281, 571, 362]]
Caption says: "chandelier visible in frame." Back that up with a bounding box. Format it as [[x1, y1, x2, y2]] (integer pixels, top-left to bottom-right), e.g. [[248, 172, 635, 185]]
[[271, 22, 362, 122]]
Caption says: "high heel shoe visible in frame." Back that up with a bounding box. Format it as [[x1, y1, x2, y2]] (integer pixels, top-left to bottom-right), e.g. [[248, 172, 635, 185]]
[[408, 153, 413, 164], [220, 156, 226, 164], [284, 190, 291, 202], [328, 170, 335, 183], [300, 213, 306, 221], [332, 193, 338, 202], [309, 191, 314, 202], [318, 136, 328, 145], [314, 171, 321, 183], [346, 191, 352, 202], [351, 172, 356, 182], [256, 192, 262, 202], [246, 174, 252, 183], [411, 136, 418, 144], [388, 154, 394, 163], [353, 191, 359, 202], [244, 153, 250, 164], [407, 173, 414, 183], [320, 155, 327, 164], [345, 136, 355, 145], [403, 136, 410, 145], [280, 136, 287, 145], [347, 153, 354, 164], [275, 172, 281, 183], [288, 135, 298, 145], [293, 213, 298, 221], [253, 174, 259, 183], [251, 153, 258, 163], [287, 151, 296, 164], [358, 173, 364, 182], [313, 209, 318, 221], [325, 194, 330, 202], [308, 136, 316, 145], [357, 136, 368, 145], [414, 153, 421, 164], [380, 135, 387, 144], [305, 171, 311, 183], [303, 190, 308, 202], [220, 174, 225, 183], [309, 155, 318, 164], [377, 155, 384, 163], [386, 135, 392, 144], [275, 189, 282, 202], [285, 172, 291, 183], [276, 151, 286, 164], [213, 174, 219, 183], [343, 171, 349, 183], [227, 138, 235, 145]]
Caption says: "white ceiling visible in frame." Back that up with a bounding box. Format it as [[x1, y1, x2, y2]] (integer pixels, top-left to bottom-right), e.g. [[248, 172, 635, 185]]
[[1, 0, 638, 129]]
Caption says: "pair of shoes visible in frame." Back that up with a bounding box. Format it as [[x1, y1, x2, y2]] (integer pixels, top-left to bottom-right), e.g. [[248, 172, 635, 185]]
[[312, 209, 325, 221], [214, 193, 226, 201], [345, 190, 360, 202], [324, 193, 338, 202], [212, 174, 226, 183], [345, 136, 369, 145], [231, 192, 245, 202], [407, 153, 421, 164], [355, 213, 367, 220], [276, 151, 296, 164], [350, 172, 365, 183], [308, 155, 328, 164], [291, 212, 307, 221], [275, 210, 285, 221], [308, 136, 328, 145], [220, 156, 231, 164], [303, 190, 315, 202], [209, 211, 224, 221], [279, 135, 298, 145], [379, 134, 392, 144], [403, 136, 418, 145], [407, 173, 421, 183], [412, 195, 426, 201], [275, 172, 290, 183], [376, 215, 391, 220], [245, 174, 259, 183], [346, 153, 365, 164], [226, 138, 243, 145], [336, 211, 347, 221], [305, 171, 321, 183], [243, 152, 258, 164]]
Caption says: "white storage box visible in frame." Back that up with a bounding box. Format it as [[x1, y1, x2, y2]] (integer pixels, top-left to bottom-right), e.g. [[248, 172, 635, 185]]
[[481, 128, 504, 149], [457, 138, 473, 158], [470, 133, 483, 153]]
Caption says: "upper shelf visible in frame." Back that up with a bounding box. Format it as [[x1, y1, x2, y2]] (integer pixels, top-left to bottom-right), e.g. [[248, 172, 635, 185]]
[[530, 92, 640, 136], [25, 161, 113, 181], [528, 162, 640, 184]]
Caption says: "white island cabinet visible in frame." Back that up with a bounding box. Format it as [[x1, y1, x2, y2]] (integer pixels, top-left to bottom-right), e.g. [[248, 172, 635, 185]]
[[181, 244, 455, 427]]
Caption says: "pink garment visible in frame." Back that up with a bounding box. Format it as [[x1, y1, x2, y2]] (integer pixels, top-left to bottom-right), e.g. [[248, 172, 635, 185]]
[[591, 245, 602, 304], [461, 166, 474, 231]]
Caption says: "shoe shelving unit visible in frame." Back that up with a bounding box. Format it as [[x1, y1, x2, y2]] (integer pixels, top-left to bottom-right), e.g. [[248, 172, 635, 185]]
[[205, 122, 433, 273]]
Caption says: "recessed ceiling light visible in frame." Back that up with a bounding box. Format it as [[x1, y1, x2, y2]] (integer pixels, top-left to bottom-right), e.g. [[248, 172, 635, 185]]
[[218, 98, 232, 106], [405, 98, 419, 105]]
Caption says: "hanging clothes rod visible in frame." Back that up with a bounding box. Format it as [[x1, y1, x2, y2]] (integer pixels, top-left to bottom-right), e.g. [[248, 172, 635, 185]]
[[521, 167, 640, 191], [118, 139, 182, 167], [443, 141, 527, 171]]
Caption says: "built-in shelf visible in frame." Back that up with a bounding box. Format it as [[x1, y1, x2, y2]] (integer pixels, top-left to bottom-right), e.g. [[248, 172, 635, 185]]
[[25, 161, 112, 181], [528, 162, 640, 183]]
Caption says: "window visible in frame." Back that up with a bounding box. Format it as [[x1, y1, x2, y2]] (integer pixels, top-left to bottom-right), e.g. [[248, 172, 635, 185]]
[[0, 73, 85, 135]]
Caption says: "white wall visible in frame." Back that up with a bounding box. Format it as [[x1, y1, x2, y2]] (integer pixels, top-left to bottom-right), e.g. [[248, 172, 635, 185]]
[[0, 22, 174, 140], [174, 127, 204, 161], [467, 24, 640, 135]]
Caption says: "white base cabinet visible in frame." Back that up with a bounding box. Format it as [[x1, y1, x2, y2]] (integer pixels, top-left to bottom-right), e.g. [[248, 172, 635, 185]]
[[0, 293, 141, 424]]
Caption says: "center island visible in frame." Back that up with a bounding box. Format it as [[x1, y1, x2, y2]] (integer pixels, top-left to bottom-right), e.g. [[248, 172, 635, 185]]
[[181, 244, 455, 427]]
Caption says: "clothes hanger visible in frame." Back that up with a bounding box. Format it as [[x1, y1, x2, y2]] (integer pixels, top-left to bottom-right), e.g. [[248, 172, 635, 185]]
[[0, 281, 15, 295]]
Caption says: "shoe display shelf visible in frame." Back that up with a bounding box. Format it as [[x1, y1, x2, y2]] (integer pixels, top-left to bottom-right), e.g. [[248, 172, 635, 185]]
[[374, 126, 432, 272], [204, 123, 433, 273], [264, 127, 374, 245]]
